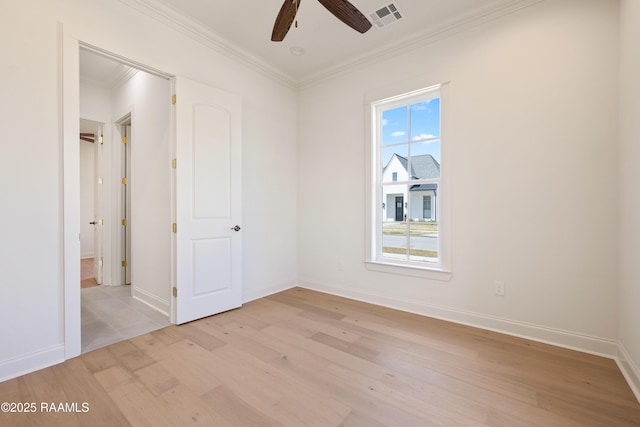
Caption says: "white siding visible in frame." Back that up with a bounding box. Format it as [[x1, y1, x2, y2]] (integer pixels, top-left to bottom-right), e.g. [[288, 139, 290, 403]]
[[410, 191, 436, 221]]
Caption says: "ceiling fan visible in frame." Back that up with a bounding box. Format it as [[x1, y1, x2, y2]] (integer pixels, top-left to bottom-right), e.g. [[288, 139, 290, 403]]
[[272, 0, 372, 42]]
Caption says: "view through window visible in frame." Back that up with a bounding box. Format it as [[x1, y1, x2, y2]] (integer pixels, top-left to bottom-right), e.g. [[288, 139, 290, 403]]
[[375, 87, 441, 266]]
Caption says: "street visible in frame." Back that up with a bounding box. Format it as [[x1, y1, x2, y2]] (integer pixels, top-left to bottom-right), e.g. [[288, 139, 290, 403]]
[[382, 234, 438, 251]]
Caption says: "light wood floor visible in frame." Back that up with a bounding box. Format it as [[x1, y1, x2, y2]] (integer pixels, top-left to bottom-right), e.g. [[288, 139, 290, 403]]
[[81, 258, 98, 289], [1, 287, 639, 426]]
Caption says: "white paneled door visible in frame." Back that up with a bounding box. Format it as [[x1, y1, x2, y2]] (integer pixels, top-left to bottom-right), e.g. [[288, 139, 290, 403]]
[[175, 77, 242, 324]]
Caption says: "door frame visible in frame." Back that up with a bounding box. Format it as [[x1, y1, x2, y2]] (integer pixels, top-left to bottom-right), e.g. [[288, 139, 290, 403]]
[[62, 36, 176, 358], [113, 114, 133, 287]]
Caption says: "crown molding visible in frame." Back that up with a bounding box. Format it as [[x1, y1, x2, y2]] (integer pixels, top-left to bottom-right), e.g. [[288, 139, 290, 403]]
[[117, 0, 297, 88], [297, 0, 545, 88], [117, 0, 543, 90], [110, 67, 140, 90], [80, 65, 139, 90]]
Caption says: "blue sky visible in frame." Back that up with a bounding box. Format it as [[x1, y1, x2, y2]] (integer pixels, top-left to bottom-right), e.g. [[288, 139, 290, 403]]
[[382, 98, 441, 167]]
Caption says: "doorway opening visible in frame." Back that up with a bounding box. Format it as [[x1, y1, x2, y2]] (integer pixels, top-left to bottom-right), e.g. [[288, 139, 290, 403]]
[[65, 38, 244, 358], [78, 47, 172, 353]]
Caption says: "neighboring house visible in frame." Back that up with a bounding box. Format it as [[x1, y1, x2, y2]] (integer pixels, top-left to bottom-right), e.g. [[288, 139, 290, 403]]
[[382, 154, 440, 222]]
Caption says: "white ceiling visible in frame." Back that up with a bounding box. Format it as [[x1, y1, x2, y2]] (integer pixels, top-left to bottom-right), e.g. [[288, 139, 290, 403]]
[[134, 0, 535, 85], [80, 0, 537, 86]]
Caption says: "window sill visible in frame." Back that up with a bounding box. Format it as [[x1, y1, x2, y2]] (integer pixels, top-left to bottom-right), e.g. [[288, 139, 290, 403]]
[[364, 260, 452, 281]]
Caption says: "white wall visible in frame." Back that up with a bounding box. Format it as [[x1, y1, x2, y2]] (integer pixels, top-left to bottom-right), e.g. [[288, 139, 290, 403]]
[[618, 0, 640, 397], [298, 0, 620, 352], [79, 140, 95, 258], [112, 71, 172, 312], [0, 0, 297, 380]]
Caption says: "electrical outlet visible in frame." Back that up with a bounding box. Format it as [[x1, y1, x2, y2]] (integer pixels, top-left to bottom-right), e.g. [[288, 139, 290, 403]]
[[494, 281, 506, 296]]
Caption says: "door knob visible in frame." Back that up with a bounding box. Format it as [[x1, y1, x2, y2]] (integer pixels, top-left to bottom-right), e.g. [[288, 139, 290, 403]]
[[89, 221, 97, 225], [231, 225, 241, 232]]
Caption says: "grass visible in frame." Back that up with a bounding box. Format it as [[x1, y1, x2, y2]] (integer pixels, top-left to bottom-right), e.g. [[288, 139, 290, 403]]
[[383, 247, 438, 258], [383, 222, 438, 236]]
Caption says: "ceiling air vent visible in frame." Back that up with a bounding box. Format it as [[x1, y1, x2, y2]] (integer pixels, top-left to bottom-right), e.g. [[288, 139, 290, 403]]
[[369, 3, 404, 29]]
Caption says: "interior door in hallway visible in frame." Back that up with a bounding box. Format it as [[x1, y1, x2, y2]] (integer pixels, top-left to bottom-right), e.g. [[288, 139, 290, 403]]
[[93, 124, 104, 284]]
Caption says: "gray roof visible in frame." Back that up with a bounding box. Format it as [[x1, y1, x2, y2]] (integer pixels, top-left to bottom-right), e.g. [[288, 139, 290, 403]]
[[410, 183, 438, 192], [386, 154, 440, 180]]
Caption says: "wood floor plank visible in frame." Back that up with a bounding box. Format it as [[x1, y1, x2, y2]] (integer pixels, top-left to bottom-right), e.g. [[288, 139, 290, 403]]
[[207, 344, 353, 426], [106, 380, 174, 426], [200, 385, 283, 427], [48, 356, 132, 426], [190, 318, 283, 362], [169, 321, 227, 352], [1, 287, 639, 426]]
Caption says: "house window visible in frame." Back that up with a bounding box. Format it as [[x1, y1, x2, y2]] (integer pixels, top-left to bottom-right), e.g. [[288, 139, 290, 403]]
[[368, 84, 449, 274], [423, 196, 432, 219]]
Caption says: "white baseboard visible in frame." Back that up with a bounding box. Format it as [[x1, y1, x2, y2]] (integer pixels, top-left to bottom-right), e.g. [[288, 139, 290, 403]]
[[243, 280, 297, 304], [132, 287, 170, 316], [0, 345, 65, 383], [617, 343, 640, 403], [297, 279, 618, 359]]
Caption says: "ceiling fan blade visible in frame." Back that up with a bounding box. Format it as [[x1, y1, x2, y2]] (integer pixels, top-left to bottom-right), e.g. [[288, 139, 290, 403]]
[[317, 0, 372, 34], [272, 0, 301, 42]]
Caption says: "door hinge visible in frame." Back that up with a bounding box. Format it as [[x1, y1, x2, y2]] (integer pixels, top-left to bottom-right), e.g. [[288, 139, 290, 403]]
[[99, 258, 103, 267], [122, 260, 128, 267], [98, 178, 103, 185], [172, 223, 177, 233], [99, 135, 104, 144], [122, 218, 128, 226], [122, 177, 128, 185], [172, 287, 177, 297], [172, 158, 177, 169], [122, 136, 128, 144], [172, 94, 176, 105]]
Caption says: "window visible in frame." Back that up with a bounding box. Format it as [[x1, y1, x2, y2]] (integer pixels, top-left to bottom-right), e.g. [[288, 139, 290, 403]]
[[367, 84, 449, 276], [423, 196, 432, 219]]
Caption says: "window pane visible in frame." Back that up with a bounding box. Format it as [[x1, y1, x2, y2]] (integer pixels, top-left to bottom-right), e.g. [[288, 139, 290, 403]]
[[382, 106, 408, 146], [409, 222, 438, 263], [382, 145, 408, 183], [423, 196, 432, 218], [382, 222, 408, 261], [408, 140, 440, 181], [410, 98, 440, 142]]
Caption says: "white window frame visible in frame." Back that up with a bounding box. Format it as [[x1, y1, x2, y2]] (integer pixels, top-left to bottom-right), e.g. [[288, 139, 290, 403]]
[[364, 83, 451, 280]]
